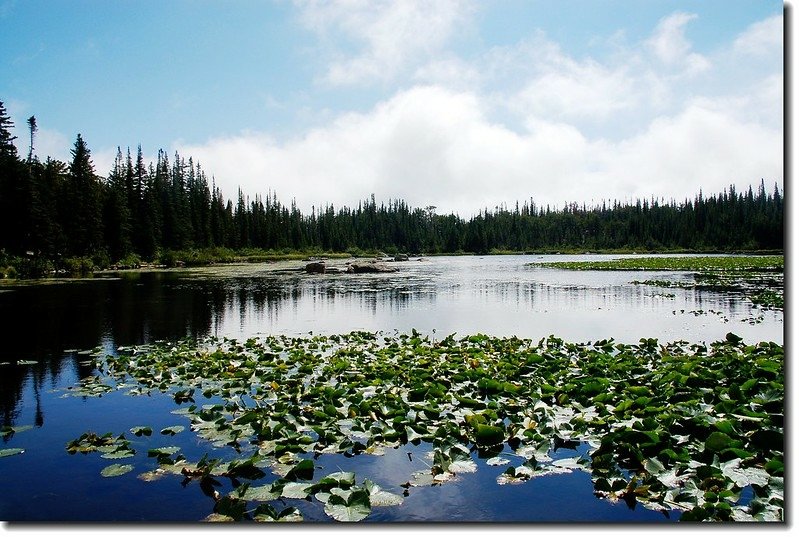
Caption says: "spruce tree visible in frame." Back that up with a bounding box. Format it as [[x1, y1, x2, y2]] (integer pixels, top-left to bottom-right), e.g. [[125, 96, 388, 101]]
[[64, 134, 103, 258]]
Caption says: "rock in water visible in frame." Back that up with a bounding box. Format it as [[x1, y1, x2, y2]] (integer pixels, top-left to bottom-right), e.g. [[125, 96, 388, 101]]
[[305, 261, 326, 274], [348, 262, 397, 273]]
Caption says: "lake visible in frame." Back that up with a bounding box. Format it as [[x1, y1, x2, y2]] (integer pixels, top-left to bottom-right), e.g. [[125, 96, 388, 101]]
[[0, 254, 783, 522]]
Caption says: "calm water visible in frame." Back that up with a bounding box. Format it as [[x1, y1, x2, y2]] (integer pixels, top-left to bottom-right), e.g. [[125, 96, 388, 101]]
[[0, 255, 783, 522]]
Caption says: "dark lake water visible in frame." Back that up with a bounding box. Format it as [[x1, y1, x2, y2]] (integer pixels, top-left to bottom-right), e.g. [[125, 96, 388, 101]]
[[0, 254, 783, 522]]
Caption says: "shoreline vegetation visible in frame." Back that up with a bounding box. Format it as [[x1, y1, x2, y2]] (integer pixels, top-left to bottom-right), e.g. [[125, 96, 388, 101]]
[[0, 246, 785, 282], [0, 100, 785, 282]]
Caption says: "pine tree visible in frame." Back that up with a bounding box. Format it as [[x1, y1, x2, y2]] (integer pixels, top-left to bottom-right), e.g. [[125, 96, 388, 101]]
[[0, 101, 21, 253], [102, 148, 133, 261], [64, 134, 103, 257]]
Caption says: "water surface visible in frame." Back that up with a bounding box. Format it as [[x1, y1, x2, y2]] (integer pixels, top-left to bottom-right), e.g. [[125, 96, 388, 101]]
[[0, 254, 783, 522]]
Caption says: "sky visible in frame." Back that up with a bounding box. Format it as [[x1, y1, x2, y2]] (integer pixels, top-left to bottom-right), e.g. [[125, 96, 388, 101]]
[[0, 0, 785, 216]]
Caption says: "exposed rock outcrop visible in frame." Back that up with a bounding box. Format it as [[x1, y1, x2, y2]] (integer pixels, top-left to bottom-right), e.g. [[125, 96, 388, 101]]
[[347, 262, 398, 273], [305, 261, 326, 274]]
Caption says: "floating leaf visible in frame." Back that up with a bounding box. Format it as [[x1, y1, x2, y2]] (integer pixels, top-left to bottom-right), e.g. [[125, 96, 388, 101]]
[[475, 424, 505, 446], [448, 458, 477, 474], [138, 469, 168, 482], [203, 513, 234, 522], [408, 470, 435, 487], [324, 488, 371, 522], [0, 448, 25, 458], [101, 449, 136, 459], [160, 426, 185, 436], [285, 459, 315, 481], [130, 426, 152, 437], [364, 479, 404, 507], [148, 446, 181, 457], [253, 504, 303, 522], [237, 484, 279, 502], [2, 425, 33, 436], [720, 459, 770, 488], [101, 463, 134, 477], [704, 432, 733, 452], [280, 482, 311, 499]]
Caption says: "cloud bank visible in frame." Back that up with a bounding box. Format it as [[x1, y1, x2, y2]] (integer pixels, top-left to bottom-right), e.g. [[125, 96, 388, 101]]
[[176, 6, 782, 216]]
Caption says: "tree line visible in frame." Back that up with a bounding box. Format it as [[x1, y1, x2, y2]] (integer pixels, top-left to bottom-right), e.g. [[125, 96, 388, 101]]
[[0, 101, 784, 276]]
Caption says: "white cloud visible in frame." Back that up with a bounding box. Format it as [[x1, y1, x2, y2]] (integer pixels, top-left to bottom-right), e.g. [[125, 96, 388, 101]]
[[732, 14, 782, 57], [174, 10, 782, 216], [513, 55, 637, 123], [178, 80, 781, 217], [295, 0, 474, 85], [646, 11, 709, 74], [593, 103, 782, 201], [413, 56, 481, 90], [35, 128, 71, 164]]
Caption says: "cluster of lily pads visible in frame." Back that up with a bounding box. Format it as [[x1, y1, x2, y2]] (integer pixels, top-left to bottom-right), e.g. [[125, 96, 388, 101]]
[[0, 425, 32, 458], [530, 255, 784, 310], [67, 330, 783, 522]]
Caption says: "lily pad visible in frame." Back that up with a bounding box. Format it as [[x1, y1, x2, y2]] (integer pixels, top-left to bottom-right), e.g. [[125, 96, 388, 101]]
[[160, 426, 185, 436], [253, 505, 303, 522], [0, 448, 25, 458], [138, 469, 168, 482], [364, 479, 404, 507], [323, 488, 372, 522], [148, 446, 181, 457], [203, 513, 234, 522], [280, 482, 312, 499], [704, 432, 733, 452], [237, 484, 279, 502], [101, 449, 136, 459], [101, 463, 134, 477]]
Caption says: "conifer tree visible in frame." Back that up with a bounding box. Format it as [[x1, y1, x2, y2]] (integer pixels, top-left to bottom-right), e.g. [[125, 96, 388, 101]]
[[64, 134, 103, 257]]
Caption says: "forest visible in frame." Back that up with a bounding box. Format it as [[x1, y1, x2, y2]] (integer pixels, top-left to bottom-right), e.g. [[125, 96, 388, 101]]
[[0, 101, 784, 278]]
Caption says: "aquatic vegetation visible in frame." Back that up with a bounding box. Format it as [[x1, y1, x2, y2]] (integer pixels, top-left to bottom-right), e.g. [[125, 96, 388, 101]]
[[101, 464, 134, 477], [529, 256, 783, 272], [64, 330, 783, 522], [532, 256, 784, 310]]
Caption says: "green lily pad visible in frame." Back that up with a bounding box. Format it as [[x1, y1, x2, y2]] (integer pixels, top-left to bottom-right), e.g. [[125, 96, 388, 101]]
[[253, 505, 303, 522], [475, 424, 505, 446], [237, 484, 279, 502], [280, 482, 312, 499], [0, 448, 25, 458], [160, 426, 185, 436], [148, 446, 181, 457], [130, 426, 152, 436], [323, 488, 372, 522], [705, 432, 733, 452], [101, 449, 136, 459], [285, 459, 315, 481], [101, 463, 134, 477], [203, 513, 234, 522], [364, 479, 404, 507], [138, 469, 168, 482]]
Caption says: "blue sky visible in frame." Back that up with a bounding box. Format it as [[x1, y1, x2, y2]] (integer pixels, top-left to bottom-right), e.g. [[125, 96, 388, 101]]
[[0, 0, 785, 215]]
